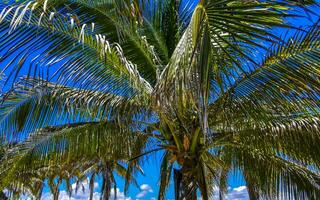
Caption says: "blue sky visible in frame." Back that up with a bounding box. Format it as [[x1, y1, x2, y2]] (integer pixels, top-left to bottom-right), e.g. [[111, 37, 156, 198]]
[[1, 0, 320, 199]]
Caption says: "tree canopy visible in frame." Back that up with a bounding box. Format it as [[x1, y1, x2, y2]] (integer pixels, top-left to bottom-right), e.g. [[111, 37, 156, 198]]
[[0, 0, 320, 199]]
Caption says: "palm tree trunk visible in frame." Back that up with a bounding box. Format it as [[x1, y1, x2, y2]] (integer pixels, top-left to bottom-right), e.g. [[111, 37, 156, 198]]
[[174, 169, 197, 200], [246, 183, 260, 200], [101, 163, 112, 200], [0, 191, 8, 200], [53, 191, 59, 200], [219, 169, 229, 200], [244, 173, 260, 200]]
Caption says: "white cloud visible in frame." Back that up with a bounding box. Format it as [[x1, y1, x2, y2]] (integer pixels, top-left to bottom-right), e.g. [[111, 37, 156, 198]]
[[136, 190, 148, 199], [71, 179, 99, 191], [199, 185, 249, 200], [140, 184, 153, 193], [226, 186, 249, 200], [110, 188, 131, 200], [40, 180, 131, 200], [136, 184, 153, 199], [41, 189, 130, 200]]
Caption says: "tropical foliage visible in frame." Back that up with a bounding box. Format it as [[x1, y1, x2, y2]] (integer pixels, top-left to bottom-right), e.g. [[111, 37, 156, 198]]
[[0, 0, 320, 199]]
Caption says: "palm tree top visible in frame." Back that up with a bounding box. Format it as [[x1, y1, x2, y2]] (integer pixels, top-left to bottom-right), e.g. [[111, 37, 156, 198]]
[[0, 0, 320, 199]]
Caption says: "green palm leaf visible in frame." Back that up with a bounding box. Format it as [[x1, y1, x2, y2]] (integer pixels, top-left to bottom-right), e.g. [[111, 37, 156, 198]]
[[1, 1, 320, 199], [0, 121, 149, 199], [0, 78, 148, 136]]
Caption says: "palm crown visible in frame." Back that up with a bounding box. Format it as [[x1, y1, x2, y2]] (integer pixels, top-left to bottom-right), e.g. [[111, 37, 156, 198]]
[[0, 0, 320, 199]]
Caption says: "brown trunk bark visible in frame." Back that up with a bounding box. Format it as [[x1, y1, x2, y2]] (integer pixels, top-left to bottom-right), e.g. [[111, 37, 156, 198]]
[[244, 173, 260, 200], [0, 191, 8, 200], [101, 163, 112, 200], [174, 169, 197, 200], [53, 192, 59, 200]]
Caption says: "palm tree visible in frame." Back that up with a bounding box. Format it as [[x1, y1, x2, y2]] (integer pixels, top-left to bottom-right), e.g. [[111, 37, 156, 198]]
[[0, 122, 147, 199], [0, 143, 8, 200], [0, 0, 320, 199]]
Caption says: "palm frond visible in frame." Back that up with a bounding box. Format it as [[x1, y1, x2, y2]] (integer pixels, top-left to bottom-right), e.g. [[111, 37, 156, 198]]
[[158, 0, 296, 97], [0, 121, 149, 198], [235, 145, 320, 199], [0, 1, 153, 94], [0, 78, 148, 137], [156, 1, 302, 137], [158, 152, 173, 200], [1, 1, 320, 199], [210, 23, 320, 129]]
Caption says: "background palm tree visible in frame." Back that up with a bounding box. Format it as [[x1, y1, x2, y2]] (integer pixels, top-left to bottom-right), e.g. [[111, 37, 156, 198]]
[[0, 142, 8, 200], [0, 0, 320, 199]]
